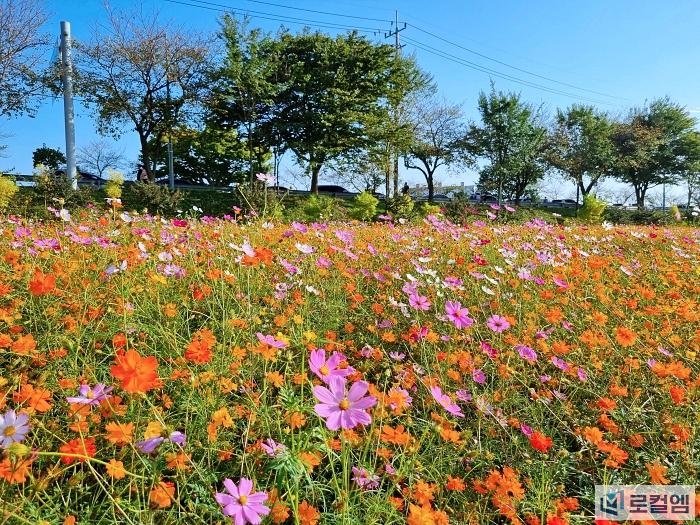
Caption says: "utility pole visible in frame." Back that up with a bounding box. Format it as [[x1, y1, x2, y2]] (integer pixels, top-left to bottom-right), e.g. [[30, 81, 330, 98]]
[[60, 21, 77, 190], [385, 11, 406, 198], [166, 78, 175, 190]]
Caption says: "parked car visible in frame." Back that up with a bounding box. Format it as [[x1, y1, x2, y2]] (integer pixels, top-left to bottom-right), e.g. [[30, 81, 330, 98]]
[[317, 185, 349, 194], [547, 199, 578, 208]]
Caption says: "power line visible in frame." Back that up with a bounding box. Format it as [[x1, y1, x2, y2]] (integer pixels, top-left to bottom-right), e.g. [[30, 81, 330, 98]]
[[209, 0, 393, 23], [403, 36, 622, 107], [407, 23, 627, 102], [164, 0, 387, 34]]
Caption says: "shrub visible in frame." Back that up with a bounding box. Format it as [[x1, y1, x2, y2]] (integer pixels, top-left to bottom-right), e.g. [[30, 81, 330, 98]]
[[123, 182, 185, 216], [578, 194, 607, 224], [350, 191, 379, 221], [104, 169, 124, 200], [415, 202, 443, 218], [0, 174, 19, 211], [303, 194, 347, 221], [386, 194, 414, 219], [34, 165, 97, 210], [235, 181, 284, 220]]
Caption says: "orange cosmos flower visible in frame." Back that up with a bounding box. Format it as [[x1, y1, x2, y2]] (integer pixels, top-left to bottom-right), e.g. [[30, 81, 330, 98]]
[[105, 459, 127, 479], [297, 501, 320, 525], [149, 481, 175, 508], [110, 349, 160, 393], [615, 326, 637, 347], [529, 431, 553, 453], [59, 437, 97, 465], [28, 270, 56, 296]]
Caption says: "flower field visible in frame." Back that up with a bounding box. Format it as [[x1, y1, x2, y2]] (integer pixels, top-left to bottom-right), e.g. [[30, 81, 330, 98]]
[[0, 211, 699, 525]]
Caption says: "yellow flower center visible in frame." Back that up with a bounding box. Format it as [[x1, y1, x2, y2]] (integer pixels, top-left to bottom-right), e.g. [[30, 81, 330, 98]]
[[319, 365, 330, 376], [339, 398, 350, 410], [239, 495, 248, 505], [86, 391, 95, 399], [3, 425, 16, 437]]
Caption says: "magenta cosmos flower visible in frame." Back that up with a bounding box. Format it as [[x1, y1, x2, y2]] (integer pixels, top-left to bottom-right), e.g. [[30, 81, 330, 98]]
[[215, 478, 270, 525], [408, 293, 431, 311], [309, 349, 354, 383], [486, 314, 510, 333], [66, 384, 113, 406], [429, 386, 464, 418], [313, 376, 376, 431], [444, 301, 474, 329]]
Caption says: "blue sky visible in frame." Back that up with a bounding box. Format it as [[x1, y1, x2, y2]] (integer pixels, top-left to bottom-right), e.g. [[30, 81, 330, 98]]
[[2, 0, 699, 201]]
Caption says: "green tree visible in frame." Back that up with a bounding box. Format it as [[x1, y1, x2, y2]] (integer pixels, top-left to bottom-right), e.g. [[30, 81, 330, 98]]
[[272, 31, 396, 193], [74, 7, 211, 180], [32, 145, 66, 171], [209, 16, 280, 183], [149, 126, 255, 187], [611, 98, 698, 209], [404, 96, 469, 201], [547, 105, 614, 201], [467, 87, 547, 204]]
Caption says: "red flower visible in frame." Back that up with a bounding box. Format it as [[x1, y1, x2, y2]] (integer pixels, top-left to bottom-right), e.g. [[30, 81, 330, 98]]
[[28, 270, 56, 296], [529, 431, 553, 453]]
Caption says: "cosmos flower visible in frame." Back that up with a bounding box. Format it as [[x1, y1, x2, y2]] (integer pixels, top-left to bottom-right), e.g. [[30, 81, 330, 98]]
[[429, 386, 464, 418], [408, 293, 431, 311], [0, 410, 30, 449], [313, 376, 376, 431], [352, 466, 380, 490], [255, 333, 288, 349], [444, 300, 474, 329], [260, 438, 286, 458], [66, 384, 113, 406], [516, 345, 538, 362], [308, 349, 354, 383], [215, 478, 270, 525], [486, 315, 511, 333]]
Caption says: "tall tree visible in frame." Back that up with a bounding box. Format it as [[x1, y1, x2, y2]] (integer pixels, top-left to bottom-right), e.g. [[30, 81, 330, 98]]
[[547, 105, 614, 201], [209, 16, 279, 183], [149, 126, 253, 187], [77, 139, 125, 178], [404, 96, 468, 201], [271, 31, 396, 193], [74, 7, 211, 180], [0, 0, 48, 118], [467, 87, 547, 204], [611, 98, 697, 209], [678, 131, 700, 208]]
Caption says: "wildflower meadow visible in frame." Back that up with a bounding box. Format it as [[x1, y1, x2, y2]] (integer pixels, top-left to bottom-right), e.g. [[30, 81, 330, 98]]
[[0, 210, 698, 525]]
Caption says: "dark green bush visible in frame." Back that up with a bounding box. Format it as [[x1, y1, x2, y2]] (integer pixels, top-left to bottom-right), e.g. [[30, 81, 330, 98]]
[[122, 182, 185, 216]]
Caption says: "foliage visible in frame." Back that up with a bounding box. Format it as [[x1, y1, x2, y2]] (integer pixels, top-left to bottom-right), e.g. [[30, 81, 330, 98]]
[[34, 165, 96, 208], [385, 194, 414, 219], [150, 126, 252, 186], [0, 0, 48, 117], [611, 98, 700, 209], [122, 182, 185, 215], [577, 193, 607, 224], [32, 145, 65, 171], [415, 201, 442, 218], [234, 181, 284, 219], [104, 170, 124, 200], [468, 86, 547, 203], [547, 105, 614, 197], [350, 191, 379, 221], [602, 206, 675, 225], [73, 7, 211, 180], [0, 173, 18, 210], [302, 194, 349, 221]]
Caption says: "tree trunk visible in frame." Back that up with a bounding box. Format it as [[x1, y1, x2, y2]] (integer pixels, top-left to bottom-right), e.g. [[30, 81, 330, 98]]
[[426, 172, 435, 202], [310, 162, 321, 194], [139, 133, 153, 181], [634, 184, 646, 210], [393, 150, 399, 197]]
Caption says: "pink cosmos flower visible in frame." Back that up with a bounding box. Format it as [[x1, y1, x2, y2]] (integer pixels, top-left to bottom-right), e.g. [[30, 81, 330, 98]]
[[0, 409, 30, 448], [313, 376, 376, 431], [472, 369, 486, 385], [444, 300, 474, 329], [516, 344, 538, 362], [260, 438, 286, 457], [429, 386, 464, 418], [408, 293, 431, 311], [308, 349, 354, 383], [486, 314, 510, 333], [66, 384, 113, 406], [352, 466, 380, 490], [255, 333, 288, 349], [215, 478, 270, 525]]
